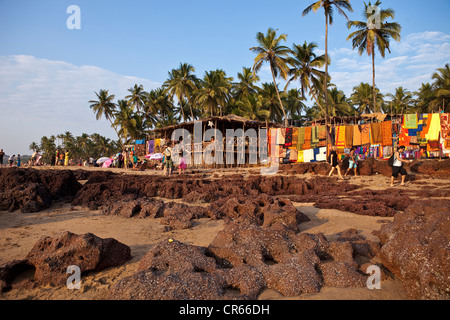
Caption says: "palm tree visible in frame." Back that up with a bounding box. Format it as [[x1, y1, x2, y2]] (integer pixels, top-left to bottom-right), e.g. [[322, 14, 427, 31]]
[[163, 63, 199, 120], [113, 100, 138, 145], [414, 83, 436, 114], [235, 93, 270, 121], [285, 41, 326, 114], [143, 88, 175, 127], [347, 0, 401, 112], [29, 142, 40, 153], [89, 89, 121, 145], [259, 82, 284, 123], [285, 88, 307, 120], [302, 1, 353, 123], [125, 84, 146, 114], [431, 63, 450, 112], [250, 28, 292, 127], [195, 69, 233, 117], [351, 82, 383, 114], [232, 67, 261, 101], [386, 87, 413, 115]]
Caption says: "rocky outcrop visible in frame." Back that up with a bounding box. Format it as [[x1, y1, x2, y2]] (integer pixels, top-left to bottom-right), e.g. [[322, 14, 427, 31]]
[[378, 199, 450, 300]]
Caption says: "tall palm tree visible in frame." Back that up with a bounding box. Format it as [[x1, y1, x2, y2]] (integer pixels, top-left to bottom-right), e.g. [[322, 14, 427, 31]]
[[125, 84, 146, 114], [143, 88, 175, 127], [250, 28, 292, 127], [89, 89, 120, 145], [285, 41, 326, 114], [347, 0, 401, 112], [113, 100, 138, 145], [163, 63, 199, 120], [386, 87, 413, 115], [29, 142, 40, 153], [303, 1, 353, 124]]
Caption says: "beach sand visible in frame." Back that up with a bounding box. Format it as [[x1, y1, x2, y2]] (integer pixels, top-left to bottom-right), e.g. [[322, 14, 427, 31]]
[[2, 166, 444, 300]]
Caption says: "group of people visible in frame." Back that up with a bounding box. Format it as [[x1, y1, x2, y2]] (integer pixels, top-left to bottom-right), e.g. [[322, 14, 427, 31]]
[[328, 145, 412, 187], [0, 150, 21, 167], [161, 140, 188, 176]]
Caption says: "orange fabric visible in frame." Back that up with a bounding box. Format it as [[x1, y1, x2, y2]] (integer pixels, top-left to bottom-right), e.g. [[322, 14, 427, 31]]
[[381, 121, 393, 146], [361, 124, 371, 145]]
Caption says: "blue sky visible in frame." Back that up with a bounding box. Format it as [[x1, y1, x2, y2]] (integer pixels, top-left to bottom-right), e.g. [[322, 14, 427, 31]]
[[0, 0, 449, 155]]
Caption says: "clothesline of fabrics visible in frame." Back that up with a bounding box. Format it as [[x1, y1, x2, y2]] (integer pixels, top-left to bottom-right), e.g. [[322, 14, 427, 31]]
[[269, 113, 450, 164]]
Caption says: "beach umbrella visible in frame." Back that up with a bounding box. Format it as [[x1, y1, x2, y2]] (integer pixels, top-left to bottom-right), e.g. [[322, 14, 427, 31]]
[[96, 157, 110, 164], [150, 153, 164, 160]]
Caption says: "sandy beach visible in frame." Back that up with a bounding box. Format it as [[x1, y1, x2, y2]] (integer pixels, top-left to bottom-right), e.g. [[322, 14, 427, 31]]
[[3, 164, 448, 301]]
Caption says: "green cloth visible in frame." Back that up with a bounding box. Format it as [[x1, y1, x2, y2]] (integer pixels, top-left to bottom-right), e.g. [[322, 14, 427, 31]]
[[404, 114, 418, 129], [311, 126, 319, 148], [297, 127, 305, 151]]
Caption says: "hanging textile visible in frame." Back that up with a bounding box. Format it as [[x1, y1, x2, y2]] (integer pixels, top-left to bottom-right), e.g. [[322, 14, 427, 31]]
[[297, 127, 305, 150], [303, 149, 314, 163], [155, 139, 161, 149], [291, 128, 299, 149], [277, 128, 285, 145], [311, 126, 320, 148], [297, 150, 304, 163], [284, 128, 293, 147], [353, 125, 362, 146], [289, 148, 298, 162], [440, 113, 450, 140], [345, 125, 354, 148], [380, 121, 392, 146], [404, 114, 418, 129], [370, 122, 382, 145], [426, 113, 441, 141], [329, 126, 336, 145], [336, 126, 346, 148], [361, 124, 371, 145]]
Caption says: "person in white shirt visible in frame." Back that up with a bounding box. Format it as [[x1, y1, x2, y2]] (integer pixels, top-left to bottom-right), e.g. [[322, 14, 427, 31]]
[[390, 146, 412, 188]]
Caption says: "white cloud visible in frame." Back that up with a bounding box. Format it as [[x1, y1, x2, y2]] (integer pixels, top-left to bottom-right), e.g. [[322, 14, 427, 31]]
[[0, 55, 160, 155]]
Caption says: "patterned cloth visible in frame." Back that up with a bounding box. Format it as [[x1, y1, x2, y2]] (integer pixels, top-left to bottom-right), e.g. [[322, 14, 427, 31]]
[[336, 126, 346, 148], [380, 121, 393, 146], [370, 122, 382, 145], [361, 124, 371, 145], [345, 126, 354, 148], [284, 128, 293, 147], [297, 127, 305, 150], [291, 128, 299, 149], [353, 125, 362, 146], [277, 128, 285, 145], [426, 113, 441, 141]]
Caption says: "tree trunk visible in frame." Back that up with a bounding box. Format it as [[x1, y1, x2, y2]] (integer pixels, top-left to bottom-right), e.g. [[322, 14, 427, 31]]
[[372, 46, 376, 113], [271, 66, 288, 127]]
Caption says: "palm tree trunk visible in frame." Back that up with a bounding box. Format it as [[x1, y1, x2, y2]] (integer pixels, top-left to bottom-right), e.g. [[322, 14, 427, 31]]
[[270, 67, 288, 127], [324, 13, 329, 155], [372, 46, 376, 113]]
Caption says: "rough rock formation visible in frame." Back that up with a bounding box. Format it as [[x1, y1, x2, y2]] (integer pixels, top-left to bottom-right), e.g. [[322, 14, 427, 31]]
[[0, 232, 131, 291], [378, 199, 450, 300]]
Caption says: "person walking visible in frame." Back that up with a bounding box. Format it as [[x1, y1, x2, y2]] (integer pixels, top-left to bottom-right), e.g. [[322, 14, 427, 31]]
[[328, 146, 343, 179], [344, 147, 358, 179], [390, 146, 412, 188]]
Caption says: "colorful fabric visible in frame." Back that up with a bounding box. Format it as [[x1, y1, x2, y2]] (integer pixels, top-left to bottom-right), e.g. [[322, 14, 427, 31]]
[[291, 128, 299, 149], [304, 127, 312, 142], [297, 150, 304, 163], [155, 139, 161, 148], [353, 125, 362, 146], [440, 113, 450, 140], [289, 148, 298, 162], [345, 126, 354, 148], [370, 122, 382, 144], [381, 121, 393, 146], [426, 113, 441, 141], [297, 127, 305, 150], [336, 126, 346, 148], [404, 114, 418, 129], [284, 128, 293, 147], [311, 126, 320, 148], [361, 124, 371, 145], [277, 128, 285, 145], [148, 140, 155, 154]]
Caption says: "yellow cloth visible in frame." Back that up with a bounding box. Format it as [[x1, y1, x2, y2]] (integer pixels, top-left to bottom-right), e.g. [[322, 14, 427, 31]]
[[297, 150, 304, 163], [64, 153, 69, 166], [425, 113, 441, 141]]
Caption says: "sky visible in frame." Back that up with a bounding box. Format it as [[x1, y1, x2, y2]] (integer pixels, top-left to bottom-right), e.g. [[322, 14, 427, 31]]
[[0, 0, 449, 155]]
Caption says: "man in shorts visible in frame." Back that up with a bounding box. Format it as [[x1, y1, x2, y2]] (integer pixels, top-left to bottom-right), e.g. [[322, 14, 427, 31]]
[[391, 146, 412, 187], [344, 147, 358, 179]]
